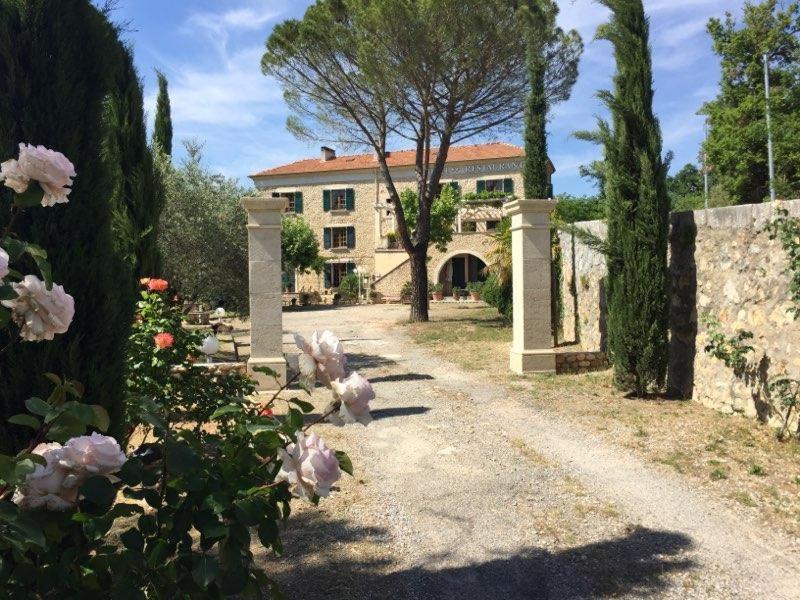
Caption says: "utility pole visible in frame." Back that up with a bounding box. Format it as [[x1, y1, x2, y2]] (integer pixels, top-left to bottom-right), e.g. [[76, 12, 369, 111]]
[[763, 53, 777, 203], [703, 119, 710, 210]]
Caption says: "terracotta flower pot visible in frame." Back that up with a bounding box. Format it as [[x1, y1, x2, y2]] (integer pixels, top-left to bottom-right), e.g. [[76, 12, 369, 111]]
[[432, 291, 443, 301], [470, 292, 480, 301]]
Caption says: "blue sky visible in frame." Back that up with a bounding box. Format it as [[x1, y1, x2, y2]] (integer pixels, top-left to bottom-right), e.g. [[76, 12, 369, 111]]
[[111, 0, 747, 196]]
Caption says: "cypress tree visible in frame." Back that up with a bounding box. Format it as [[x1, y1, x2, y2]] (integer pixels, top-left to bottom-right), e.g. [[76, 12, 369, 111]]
[[105, 44, 163, 276], [596, 0, 670, 395], [519, 0, 581, 343], [153, 70, 173, 156], [0, 0, 136, 450]]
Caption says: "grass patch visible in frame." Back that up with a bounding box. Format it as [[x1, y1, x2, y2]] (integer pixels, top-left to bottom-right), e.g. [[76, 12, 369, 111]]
[[748, 464, 767, 477], [731, 491, 757, 508], [710, 468, 728, 481]]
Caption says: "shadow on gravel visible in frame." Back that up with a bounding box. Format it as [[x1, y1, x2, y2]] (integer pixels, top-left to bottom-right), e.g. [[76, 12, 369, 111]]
[[369, 373, 435, 383], [371, 407, 431, 420], [269, 517, 696, 600]]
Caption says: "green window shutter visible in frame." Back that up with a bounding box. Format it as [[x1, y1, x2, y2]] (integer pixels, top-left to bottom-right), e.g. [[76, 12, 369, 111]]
[[323, 227, 332, 249], [451, 181, 461, 196], [503, 178, 514, 194], [324, 264, 332, 289], [345, 188, 355, 211], [323, 190, 331, 212], [294, 191, 303, 213], [346, 262, 355, 275], [346, 226, 355, 249], [476, 180, 486, 193], [547, 183, 554, 199]]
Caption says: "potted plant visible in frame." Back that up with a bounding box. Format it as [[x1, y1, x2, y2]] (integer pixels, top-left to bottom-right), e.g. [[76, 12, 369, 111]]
[[431, 283, 444, 301], [467, 281, 482, 301], [386, 231, 399, 249], [452, 286, 462, 301]]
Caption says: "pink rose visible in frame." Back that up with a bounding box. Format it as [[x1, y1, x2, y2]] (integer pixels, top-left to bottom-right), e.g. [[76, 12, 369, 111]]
[[12, 443, 78, 511], [0, 246, 8, 280], [60, 433, 127, 476], [0, 158, 29, 194], [277, 432, 341, 500], [329, 372, 374, 426], [12, 144, 76, 207], [294, 330, 348, 387], [1, 275, 75, 342]]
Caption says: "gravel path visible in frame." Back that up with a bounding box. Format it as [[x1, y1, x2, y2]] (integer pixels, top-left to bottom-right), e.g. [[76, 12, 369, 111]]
[[267, 304, 800, 599]]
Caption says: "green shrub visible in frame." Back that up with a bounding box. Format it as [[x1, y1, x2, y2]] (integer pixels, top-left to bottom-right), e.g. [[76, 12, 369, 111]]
[[482, 274, 512, 322], [337, 273, 359, 301]]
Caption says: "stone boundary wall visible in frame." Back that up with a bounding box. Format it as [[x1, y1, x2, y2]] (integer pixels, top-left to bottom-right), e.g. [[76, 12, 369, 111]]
[[559, 199, 800, 425], [556, 351, 609, 375]]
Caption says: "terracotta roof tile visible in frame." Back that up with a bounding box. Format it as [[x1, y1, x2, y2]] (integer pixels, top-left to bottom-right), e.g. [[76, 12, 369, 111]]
[[251, 142, 528, 178]]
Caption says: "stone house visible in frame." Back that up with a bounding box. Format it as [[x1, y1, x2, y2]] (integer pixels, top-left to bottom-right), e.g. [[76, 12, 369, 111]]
[[250, 142, 554, 299]]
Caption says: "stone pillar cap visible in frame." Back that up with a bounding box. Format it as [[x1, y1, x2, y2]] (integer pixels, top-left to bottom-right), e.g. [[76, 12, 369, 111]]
[[241, 196, 286, 212], [505, 199, 557, 216]]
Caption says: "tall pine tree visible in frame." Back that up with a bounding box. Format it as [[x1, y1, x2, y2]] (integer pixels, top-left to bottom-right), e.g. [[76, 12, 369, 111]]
[[105, 44, 163, 276], [153, 69, 173, 156], [595, 0, 670, 395], [0, 0, 136, 450], [518, 0, 581, 343]]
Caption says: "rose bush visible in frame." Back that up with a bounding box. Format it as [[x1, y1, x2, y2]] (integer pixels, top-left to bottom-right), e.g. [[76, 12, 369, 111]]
[[0, 144, 375, 597]]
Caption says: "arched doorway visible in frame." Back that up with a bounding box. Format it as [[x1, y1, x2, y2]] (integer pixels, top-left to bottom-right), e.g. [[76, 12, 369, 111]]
[[436, 252, 487, 294]]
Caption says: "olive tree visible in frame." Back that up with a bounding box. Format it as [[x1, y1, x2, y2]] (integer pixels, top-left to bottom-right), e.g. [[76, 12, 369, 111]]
[[263, 0, 581, 321]]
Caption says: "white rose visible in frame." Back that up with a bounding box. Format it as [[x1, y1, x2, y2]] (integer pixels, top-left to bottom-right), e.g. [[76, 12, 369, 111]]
[[294, 330, 348, 387], [329, 372, 374, 426], [0, 158, 29, 194], [60, 433, 127, 475], [1, 275, 75, 341], [0, 246, 9, 280], [15, 144, 76, 207], [277, 432, 341, 501], [12, 443, 78, 511]]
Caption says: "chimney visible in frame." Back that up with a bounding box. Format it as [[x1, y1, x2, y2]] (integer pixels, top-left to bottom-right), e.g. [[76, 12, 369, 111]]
[[320, 146, 336, 162]]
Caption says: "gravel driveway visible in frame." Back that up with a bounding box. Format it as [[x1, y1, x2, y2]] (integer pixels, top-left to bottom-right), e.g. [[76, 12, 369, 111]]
[[263, 304, 800, 600]]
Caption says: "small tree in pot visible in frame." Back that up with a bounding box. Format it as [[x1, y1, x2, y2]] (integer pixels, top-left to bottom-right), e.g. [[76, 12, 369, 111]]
[[431, 283, 444, 301], [467, 281, 483, 301]]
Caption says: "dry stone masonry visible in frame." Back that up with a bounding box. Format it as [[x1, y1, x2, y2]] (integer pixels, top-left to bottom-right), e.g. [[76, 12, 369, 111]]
[[560, 199, 800, 425]]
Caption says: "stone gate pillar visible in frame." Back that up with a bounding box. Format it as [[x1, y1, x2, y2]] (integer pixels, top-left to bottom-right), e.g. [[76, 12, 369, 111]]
[[507, 199, 557, 374], [242, 196, 287, 390]]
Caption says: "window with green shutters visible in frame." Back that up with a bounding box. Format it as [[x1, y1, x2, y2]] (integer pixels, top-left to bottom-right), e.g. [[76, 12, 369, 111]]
[[323, 188, 355, 211], [443, 181, 461, 196], [324, 262, 355, 288], [323, 226, 355, 249], [271, 191, 303, 213], [476, 179, 514, 194]]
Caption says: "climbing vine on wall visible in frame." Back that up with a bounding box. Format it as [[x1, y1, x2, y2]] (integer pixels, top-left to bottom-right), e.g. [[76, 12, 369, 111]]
[[764, 205, 800, 319], [702, 316, 799, 440]]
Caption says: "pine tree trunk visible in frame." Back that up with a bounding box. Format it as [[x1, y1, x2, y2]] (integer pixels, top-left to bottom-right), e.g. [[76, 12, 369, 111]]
[[408, 249, 429, 322]]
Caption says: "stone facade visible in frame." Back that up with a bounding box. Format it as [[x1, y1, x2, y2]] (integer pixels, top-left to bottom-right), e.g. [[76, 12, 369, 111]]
[[559, 199, 800, 426], [555, 351, 609, 374], [251, 144, 539, 300]]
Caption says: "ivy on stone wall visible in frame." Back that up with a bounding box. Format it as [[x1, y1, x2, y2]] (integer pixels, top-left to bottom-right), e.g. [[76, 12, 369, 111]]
[[764, 206, 800, 320]]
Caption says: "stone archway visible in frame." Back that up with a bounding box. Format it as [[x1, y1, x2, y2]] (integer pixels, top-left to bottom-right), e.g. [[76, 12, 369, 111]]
[[434, 251, 488, 295]]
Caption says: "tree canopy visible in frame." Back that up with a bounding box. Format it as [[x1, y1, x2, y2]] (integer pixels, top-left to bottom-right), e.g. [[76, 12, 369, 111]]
[[281, 216, 323, 275], [263, 0, 581, 321], [702, 0, 800, 204], [399, 184, 460, 254], [157, 143, 249, 313]]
